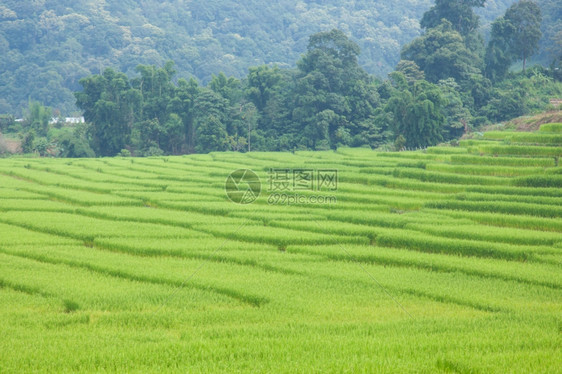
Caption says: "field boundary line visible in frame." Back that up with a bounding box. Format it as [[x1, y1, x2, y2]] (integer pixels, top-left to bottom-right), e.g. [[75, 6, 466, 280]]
[[287, 246, 562, 290], [154, 219, 252, 312], [311, 220, 414, 319], [0, 247, 266, 307]]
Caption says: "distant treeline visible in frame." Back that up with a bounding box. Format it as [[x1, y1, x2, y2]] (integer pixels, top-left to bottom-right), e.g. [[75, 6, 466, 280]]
[[2, 0, 561, 157], [2, 0, 535, 116]]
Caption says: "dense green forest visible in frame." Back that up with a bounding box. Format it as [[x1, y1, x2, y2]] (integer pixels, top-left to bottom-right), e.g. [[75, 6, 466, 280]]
[[0, 0, 548, 116], [1, 0, 561, 157]]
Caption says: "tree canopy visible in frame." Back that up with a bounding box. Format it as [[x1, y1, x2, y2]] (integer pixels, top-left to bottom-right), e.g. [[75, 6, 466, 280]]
[[485, 0, 542, 80], [421, 0, 486, 37], [504, 0, 542, 71], [402, 20, 482, 84], [0, 0, 522, 116], [3, 0, 562, 158]]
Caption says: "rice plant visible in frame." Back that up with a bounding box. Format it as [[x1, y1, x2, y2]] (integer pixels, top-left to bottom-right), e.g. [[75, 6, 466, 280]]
[[539, 123, 562, 133], [1, 130, 561, 373]]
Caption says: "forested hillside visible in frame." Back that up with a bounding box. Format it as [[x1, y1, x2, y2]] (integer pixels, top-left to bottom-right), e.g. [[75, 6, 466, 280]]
[[0, 0, 525, 115], [2, 0, 561, 158]]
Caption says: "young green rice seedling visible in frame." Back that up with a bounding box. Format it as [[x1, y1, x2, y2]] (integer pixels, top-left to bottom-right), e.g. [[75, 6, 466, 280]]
[[450, 154, 555, 167], [94, 237, 276, 258], [0, 198, 75, 213], [0, 250, 239, 312], [80, 205, 247, 229], [425, 146, 469, 154], [477, 144, 562, 157], [376, 152, 447, 161], [512, 174, 562, 188], [423, 208, 562, 232], [0, 141, 561, 373], [0, 211, 205, 241], [193, 223, 370, 247], [289, 244, 562, 289], [466, 185, 562, 197], [484, 131, 562, 145], [454, 191, 562, 206], [0, 222, 80, 246], [539, 123, 562, 133], [426, 199, 562, 218], [374, 229, 552, 261], [0, 187, 44, 199], [426, 163, 548, 177], [405, 223, 562, 246], [392, 167, 511, 186], [19, 184, 142, 206]]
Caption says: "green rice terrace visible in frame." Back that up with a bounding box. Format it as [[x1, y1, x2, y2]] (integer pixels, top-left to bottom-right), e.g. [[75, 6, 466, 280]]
[[1, 123, 561, 373]]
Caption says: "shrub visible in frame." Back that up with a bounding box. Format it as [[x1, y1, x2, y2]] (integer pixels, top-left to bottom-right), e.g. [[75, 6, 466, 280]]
[[144, 146, 164, 157], [118, 149, 131, 157], [0, 134, 8, 155]]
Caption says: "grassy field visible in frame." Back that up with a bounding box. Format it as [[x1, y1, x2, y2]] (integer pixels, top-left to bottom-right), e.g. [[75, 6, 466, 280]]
[[0, 126, 561, 372]]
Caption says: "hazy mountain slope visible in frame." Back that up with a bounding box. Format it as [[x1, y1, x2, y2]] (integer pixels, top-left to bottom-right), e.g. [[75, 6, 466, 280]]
[[0, 0, 518, 115]]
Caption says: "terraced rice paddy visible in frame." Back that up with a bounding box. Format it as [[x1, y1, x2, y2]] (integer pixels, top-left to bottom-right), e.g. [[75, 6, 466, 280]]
[[0, 125, 561, 372]]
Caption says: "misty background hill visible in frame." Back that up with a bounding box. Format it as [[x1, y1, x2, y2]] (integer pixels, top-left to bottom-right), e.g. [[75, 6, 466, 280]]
[[2, 0, 557, 116]]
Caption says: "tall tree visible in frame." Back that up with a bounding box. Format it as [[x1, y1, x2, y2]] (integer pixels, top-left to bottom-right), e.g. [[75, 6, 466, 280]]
[[549, 30, 562, 66], [438, 78, 472, 139], [420, 0, 486, 37], [504, 0, 542, 71], [485, 0, 542, 77], [132, 61, 177, 125], [386, 74, 445, 148], [485, 17, 517, 81], [193, 88, 228, 153], [75, 68, 141, 156], [209, 72, 242, 106], [246, 65, 283, 112], [25, 101, 51, 137], [401, 20, 481, 84], [168, 78, 200, 153], [550, 30, 562, 81], [293, 29, 380, 149], [395, 60, 426, 85]]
